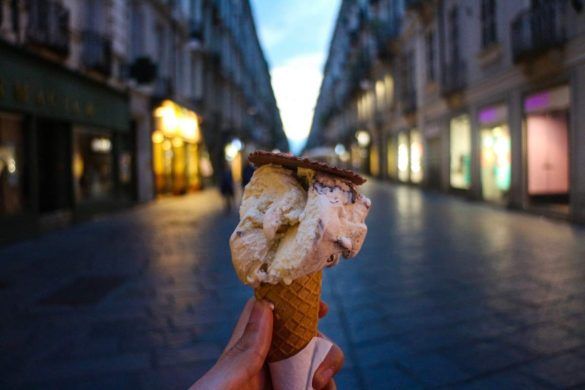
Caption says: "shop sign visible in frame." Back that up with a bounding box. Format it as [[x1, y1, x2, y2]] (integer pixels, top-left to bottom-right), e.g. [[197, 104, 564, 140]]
[[478, 104, 508, 126], [0, 43, 129, 131], [524, 85, 569, 114]]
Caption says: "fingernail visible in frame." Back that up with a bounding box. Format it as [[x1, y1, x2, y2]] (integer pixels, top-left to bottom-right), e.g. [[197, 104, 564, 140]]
[[315, 368, 334, 389]]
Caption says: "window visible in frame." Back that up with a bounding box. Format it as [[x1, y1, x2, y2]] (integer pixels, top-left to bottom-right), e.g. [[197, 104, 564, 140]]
[[73, 128, 114, 202], [0, 113, 25, 215], [481, 0, 497, 48], [426, 30, 435, 82], [449, 6, 459, 62]]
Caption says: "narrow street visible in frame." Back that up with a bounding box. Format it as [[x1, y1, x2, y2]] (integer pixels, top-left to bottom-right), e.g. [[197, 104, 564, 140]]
[[1, 181, 585, 389]]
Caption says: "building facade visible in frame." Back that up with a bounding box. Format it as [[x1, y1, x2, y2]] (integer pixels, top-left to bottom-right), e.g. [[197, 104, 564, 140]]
[[0, 0, 285, 242], [307, 0, 585, 224]]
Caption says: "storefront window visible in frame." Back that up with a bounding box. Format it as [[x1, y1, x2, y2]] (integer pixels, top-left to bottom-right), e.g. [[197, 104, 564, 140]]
[[0, 113, 24, 214], [480, 125, 510, 203], [397, 132, 409, 182], [152, 100, 202, 196], [524, 86, 570, 207], [369, 145, 379, 177], [73, 128, 114, 202], [410, 129, 423, 184], [387, 136, 397, 179], [478, 104, 511, 203], [450, 115, 471, 189]]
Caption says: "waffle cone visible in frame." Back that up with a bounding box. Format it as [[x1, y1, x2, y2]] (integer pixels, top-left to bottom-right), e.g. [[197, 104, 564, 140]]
[[254, 271, 322, 362]]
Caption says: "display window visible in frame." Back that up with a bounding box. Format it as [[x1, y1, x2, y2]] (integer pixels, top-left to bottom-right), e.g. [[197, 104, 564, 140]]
[[480, 125, 511, 203], [369, 145, 379, 177], [526, 112, 569, 198], [386, 136, 397, 179], [449, 115, 471, 189], [73, 128, 114, 202], [0, 113, 25, 214], [152, 100, 202, 195], [410, 129, 423, 184], [397, 132, 409, 182]]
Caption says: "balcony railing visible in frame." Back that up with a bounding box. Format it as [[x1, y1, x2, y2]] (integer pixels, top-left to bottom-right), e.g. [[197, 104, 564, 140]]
[[81, 31, 112, 76], [441, 60, 467, 96], [25, 0, 70, 56], [511, 0, 567, 63]]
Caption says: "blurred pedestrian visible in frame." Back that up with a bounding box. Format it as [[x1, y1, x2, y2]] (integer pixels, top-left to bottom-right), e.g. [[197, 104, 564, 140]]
[[220, 165, 235, 213], [242, 161, 255, 189]]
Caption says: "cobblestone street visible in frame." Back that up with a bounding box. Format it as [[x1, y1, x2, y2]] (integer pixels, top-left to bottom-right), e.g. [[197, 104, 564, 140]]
[[1, 181, 585, 389]]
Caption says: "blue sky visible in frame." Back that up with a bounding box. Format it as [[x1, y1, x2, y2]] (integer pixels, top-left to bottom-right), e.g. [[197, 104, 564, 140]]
[[250, 0, 340, 154]]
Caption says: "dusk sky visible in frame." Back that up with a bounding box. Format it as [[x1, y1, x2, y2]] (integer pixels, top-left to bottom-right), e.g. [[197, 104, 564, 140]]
[[250, 0, 341, 154]]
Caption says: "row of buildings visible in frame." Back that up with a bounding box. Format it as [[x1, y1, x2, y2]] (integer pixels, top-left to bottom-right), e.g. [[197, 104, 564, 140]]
[[0, 0, 287, 242], [307, 0, 585, 224]]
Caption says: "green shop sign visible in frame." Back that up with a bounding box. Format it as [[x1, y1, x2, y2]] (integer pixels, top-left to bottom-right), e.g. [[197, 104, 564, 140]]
[[0, 43, 129, 132]]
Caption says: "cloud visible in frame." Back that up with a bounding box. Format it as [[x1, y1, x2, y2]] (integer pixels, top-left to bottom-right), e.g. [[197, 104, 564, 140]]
[[271, 53, 324, 143]]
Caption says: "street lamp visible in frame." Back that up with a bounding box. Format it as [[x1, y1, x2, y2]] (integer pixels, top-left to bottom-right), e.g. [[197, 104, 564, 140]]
[[225, 138, 243, 161], [356, 130, 371, 147]]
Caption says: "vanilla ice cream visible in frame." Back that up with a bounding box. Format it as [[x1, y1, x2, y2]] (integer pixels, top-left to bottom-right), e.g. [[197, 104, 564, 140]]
[[230, 164, 370, 287]]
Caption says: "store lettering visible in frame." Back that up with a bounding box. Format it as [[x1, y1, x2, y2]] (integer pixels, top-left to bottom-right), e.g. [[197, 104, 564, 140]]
[[5, 80, 97, 117]]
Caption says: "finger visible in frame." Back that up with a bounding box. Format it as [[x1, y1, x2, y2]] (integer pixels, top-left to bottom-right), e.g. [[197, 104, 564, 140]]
[[313, 343, 344, 390], [223, 300, 274, 374], [224, 298, 255, 353], [319, 301, 329, 318], [323, 379, 337, 390]]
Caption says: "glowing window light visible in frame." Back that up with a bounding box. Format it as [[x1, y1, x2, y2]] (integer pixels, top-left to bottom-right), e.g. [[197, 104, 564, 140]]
[[334, 144, 346, 155], [91, 137, 112, 153], [152, 131, 165, 144], [356, 131, 370, 147], [7, 159, 16, 174], [225, 138, 243, 161]]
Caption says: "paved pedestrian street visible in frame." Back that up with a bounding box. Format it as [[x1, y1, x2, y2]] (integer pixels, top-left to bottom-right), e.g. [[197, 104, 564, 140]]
[[1, 181, 585, 389]]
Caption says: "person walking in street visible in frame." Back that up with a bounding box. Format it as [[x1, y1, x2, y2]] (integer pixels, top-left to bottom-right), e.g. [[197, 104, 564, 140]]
[[220, 165, 235, 213], [242, 161, 255, 189]]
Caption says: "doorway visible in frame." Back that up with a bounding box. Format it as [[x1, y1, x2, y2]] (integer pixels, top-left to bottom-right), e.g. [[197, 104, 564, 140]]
[[480, 125, 511, 203], [37, 120, 72, 213]]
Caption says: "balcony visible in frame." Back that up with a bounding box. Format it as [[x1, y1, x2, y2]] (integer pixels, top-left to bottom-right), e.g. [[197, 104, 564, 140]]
[[25, 0, 70, 57], [129, 57, 158, 84], [371, 20, 400, 60], [511, 0, 567, 63], [441, 60, 467, 96], [81, 31, 112, 76]]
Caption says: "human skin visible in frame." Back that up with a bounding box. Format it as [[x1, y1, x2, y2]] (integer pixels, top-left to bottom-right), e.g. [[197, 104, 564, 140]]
[[191, 299, 344, 390]]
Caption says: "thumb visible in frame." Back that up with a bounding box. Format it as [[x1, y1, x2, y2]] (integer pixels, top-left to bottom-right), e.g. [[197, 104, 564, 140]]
[[222, 299, 274, 375]]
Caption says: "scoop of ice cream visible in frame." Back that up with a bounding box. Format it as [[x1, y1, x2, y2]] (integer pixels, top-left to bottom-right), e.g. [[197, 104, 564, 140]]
[[230, 164, 370, 287]]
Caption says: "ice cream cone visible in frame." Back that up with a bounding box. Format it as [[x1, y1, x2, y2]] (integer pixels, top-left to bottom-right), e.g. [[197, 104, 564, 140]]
[[254, 270, 322, 362]]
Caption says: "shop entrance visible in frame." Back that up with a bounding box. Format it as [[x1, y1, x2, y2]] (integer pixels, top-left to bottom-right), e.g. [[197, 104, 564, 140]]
[[526, 111, 569, 208], [480, 125, 511, 203], [37, 120, 72, 213]]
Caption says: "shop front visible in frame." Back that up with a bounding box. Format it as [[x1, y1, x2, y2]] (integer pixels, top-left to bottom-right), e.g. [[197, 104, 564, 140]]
[[424, 124, 442, 190], [397, 132, 409, 183], [151, 100, 202, 196], [410, 129, 423, 184], [449, 114, 472, 190], [0, 42, 130, 242], [478, 104, 511, 203], [386, 134, 397, 180], [524, 85, 570, 211]]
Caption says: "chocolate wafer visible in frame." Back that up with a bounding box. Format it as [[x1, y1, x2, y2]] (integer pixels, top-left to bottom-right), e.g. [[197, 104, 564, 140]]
[[248, 150, 366, 185]]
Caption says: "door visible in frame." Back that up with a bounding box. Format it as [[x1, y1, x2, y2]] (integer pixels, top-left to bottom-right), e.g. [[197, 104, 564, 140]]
[[37, 120, 72, 213]]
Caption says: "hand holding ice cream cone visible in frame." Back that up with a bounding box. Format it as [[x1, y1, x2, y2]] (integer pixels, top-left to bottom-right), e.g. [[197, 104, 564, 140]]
[[228, 151, 371, 389]]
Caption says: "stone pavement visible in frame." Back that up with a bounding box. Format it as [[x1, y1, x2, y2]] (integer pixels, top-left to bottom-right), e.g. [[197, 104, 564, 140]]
[[1, 181, 585, 389]]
